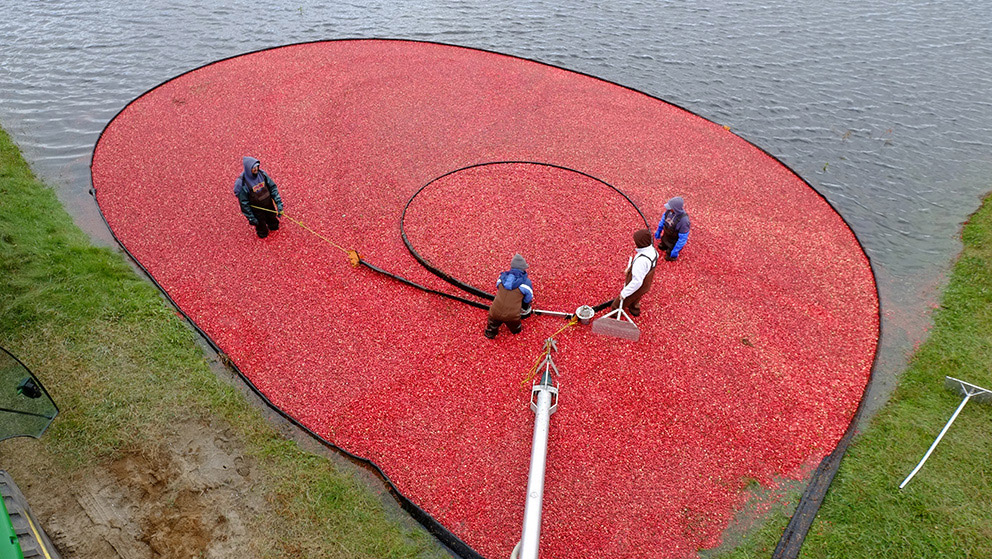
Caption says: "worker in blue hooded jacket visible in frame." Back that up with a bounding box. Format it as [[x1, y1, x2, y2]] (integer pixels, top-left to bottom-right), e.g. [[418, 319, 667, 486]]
[[655, 196, 690, 261], [485, 254, 535, 339], [234, 156, 284, 238]]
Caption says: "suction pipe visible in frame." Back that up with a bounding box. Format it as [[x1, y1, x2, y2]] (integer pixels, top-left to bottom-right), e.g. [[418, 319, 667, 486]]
[[513, 339, 559, 559]]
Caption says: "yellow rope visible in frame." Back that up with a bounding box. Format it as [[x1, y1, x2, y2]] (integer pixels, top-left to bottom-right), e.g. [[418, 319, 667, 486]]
[[549, 316, 579, 339], [521, 317, 578, 386], [24, 512, 54, 559], [250, 205, 360, 266]]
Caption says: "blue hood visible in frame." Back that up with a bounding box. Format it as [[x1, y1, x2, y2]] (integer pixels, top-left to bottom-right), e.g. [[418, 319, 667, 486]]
[[499, 269, 527, 290]]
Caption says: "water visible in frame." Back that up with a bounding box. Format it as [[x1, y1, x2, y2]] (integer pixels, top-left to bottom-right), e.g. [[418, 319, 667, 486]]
[[2, 0, 991, 464]]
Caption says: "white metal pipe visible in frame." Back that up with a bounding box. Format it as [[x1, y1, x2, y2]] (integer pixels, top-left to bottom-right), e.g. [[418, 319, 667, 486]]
[[520, 386, 553, 558], [533, 308, 572, 317], [899, 393, 973, 489]]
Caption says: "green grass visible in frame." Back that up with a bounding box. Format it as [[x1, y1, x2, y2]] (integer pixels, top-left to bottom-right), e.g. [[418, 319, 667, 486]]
[[720, 195, 992, 558], [0, 127, 445, 557]]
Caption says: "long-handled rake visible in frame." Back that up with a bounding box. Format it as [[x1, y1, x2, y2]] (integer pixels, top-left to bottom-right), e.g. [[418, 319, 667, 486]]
[[899, 376, 991, 489], [590, 297, 641, 341]]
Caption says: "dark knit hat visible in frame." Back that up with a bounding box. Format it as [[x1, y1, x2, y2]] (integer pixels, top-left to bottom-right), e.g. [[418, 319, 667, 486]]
[[510, 253, 529, 270], [633, 228, 652, 248]]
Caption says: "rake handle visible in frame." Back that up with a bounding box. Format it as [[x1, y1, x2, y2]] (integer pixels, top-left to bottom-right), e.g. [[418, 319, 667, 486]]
[[899, 392, 973, 489]]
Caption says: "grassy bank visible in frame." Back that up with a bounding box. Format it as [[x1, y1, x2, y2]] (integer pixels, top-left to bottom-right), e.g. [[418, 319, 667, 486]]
[[723, 194, 992, 558], [0, 128, 446, 557]]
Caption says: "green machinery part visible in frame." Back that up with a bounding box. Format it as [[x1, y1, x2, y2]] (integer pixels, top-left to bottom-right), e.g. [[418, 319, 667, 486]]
[[0, 497, 23, 559]]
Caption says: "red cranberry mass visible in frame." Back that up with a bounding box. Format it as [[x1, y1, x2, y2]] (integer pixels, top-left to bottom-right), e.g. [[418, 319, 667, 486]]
[[92, 40, 878, 558]]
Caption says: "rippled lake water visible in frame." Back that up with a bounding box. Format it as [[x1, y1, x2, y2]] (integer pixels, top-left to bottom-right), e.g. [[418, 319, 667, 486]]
[[2, 0, 991, 478]]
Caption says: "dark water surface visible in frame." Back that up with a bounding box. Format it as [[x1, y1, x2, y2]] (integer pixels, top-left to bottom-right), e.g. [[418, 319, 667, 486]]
[[2, 0, 991, 547]]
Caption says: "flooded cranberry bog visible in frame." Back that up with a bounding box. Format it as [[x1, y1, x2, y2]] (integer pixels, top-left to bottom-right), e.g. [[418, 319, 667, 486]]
[[90, 40, 878, 558]]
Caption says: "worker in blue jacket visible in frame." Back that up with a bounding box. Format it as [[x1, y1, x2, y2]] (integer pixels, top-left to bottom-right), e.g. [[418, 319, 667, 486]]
[[485, 254, 534, 339], [655, 196, 690, 261], [234, 156, 284, 238]]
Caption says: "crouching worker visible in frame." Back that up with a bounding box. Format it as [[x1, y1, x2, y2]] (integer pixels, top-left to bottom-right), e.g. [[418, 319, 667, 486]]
[[609, 229, 659, 317], [655, 196, 690, 261], [234, 156, 284, 238], [485, 254, 534, 339]]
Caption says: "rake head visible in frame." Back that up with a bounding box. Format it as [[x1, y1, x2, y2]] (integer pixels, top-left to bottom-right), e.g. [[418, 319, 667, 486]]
[[590, 308, 640, 342], [945, 376, 992, 404]]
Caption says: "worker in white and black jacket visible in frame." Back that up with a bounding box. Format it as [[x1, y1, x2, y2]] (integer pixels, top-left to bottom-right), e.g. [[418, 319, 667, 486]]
[[609, 228, 659, 317], [485, 254, 535, 339]]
